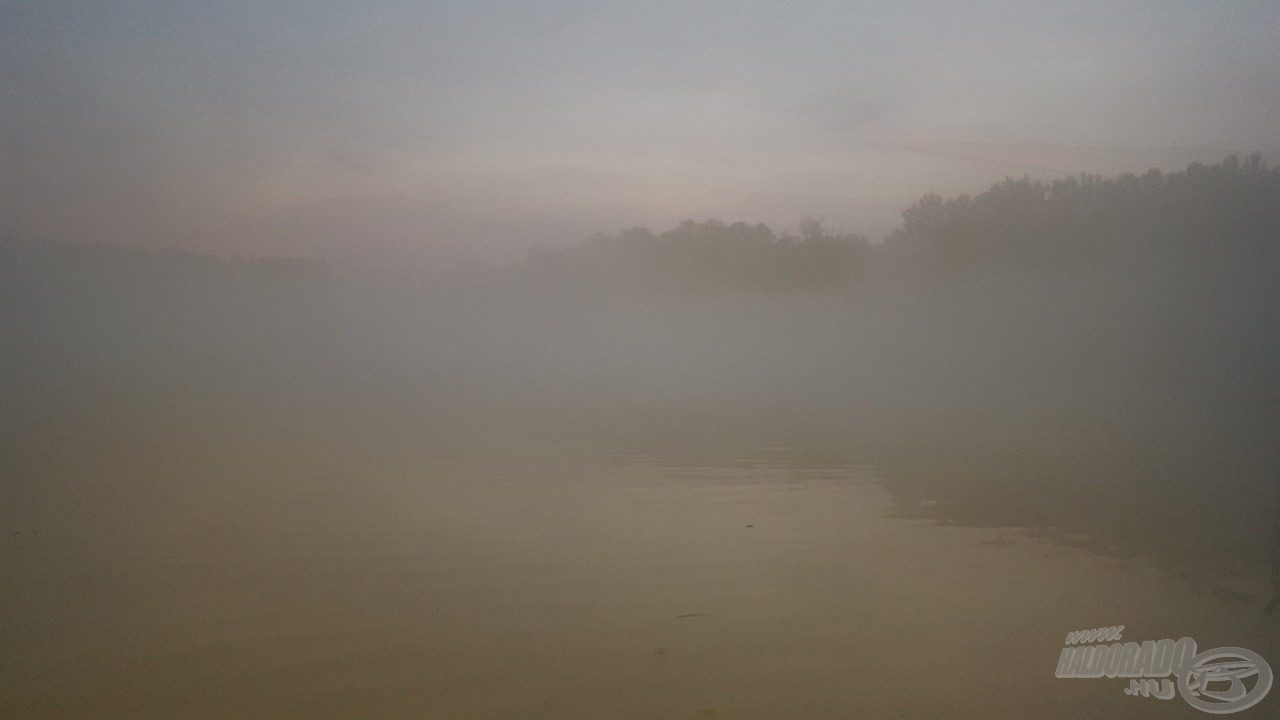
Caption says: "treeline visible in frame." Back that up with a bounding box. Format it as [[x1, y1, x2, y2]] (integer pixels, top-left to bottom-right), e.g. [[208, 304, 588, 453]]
[[514, 219, 869, 296], [511, 154, 1279, 294], [885, 154, 1279, 274]]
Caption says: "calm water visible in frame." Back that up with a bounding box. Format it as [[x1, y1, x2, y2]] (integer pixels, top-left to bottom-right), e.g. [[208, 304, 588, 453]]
[[4, 447, 1278, 718]]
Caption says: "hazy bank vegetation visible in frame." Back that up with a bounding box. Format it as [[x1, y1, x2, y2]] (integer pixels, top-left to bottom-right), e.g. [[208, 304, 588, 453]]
[[6, 155, 1280, 570]]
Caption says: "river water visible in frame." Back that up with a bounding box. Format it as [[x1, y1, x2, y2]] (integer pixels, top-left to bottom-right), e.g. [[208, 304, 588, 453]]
[[4, 447, 1278, 718]]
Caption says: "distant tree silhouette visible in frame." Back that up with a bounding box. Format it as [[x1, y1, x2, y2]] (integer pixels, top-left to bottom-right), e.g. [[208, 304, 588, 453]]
[[515, 218, 868, 296]]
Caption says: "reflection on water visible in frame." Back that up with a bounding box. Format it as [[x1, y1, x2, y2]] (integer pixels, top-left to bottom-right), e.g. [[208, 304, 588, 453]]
[[3, 449, 1277, 718]]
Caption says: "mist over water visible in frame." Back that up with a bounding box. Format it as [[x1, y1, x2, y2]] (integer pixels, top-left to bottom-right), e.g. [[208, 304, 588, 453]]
[[5, 156, 1280, 717]]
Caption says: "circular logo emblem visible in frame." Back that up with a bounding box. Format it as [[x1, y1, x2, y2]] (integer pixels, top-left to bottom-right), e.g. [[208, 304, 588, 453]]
[[1177, 647, 1273, 714]]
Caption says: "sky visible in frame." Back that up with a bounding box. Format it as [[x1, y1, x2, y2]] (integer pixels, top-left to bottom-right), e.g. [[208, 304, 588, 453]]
[[3, 0, 1279, 268]]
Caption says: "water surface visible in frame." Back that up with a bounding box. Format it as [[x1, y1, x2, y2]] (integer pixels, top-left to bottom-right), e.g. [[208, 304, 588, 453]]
[[4, 448, 1276, 718]]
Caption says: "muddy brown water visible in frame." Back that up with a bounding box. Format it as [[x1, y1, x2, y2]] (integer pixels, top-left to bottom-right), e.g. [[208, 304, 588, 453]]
[[4, 448, 1278, 718]]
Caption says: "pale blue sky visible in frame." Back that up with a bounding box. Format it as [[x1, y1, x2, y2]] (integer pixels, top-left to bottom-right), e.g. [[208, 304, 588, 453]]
[[3, 0, 1278, 265]]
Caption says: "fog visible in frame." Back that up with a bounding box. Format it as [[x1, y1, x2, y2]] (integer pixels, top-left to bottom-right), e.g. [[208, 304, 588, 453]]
[[8, 154, 1280, 548], [10, 0, 1280, 715], [6, 141, 1280, 717]]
